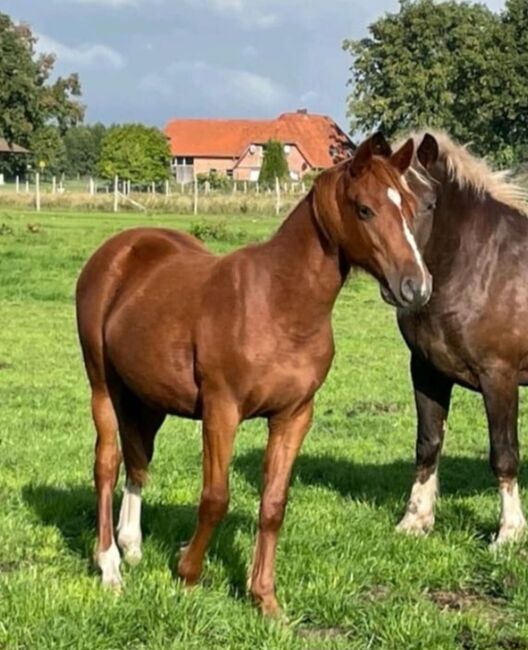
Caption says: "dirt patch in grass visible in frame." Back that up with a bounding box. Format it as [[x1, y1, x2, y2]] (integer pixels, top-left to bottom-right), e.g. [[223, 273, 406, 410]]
[[346, 401, 399, 417], [428, 588, 509, 627]]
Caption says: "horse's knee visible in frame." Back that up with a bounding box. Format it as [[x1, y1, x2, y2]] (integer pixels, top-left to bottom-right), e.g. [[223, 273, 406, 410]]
[[199, 488, 229, 524], [260, 496, 286, 532]]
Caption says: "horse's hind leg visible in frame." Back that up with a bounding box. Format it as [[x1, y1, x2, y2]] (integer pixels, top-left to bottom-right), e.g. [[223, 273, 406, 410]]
[[397, 354, 452, 535], [92, 388, 122, 588], [116, 390, 165, 565], [481, 368, 526, 547]]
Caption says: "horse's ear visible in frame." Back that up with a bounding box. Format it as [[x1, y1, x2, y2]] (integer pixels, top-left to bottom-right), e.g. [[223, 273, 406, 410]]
[[370, 132, 392, 158], [417, 133, 439, 171], [350, 132, 391, 176], [390, 138, 414, 174]]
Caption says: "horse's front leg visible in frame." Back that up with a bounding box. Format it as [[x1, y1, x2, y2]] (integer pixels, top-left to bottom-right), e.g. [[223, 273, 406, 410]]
[[481, 368, 526, 547], [397, 354, 452, 535], [249, 400, 313, 618], [178, 397, 239, 584]]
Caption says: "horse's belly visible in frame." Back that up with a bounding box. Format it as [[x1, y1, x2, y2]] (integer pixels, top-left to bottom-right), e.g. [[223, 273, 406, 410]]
[[106, 325, 201, 416]]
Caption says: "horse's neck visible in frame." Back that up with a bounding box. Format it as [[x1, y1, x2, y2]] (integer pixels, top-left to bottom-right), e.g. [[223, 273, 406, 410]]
[[265, 193, 349, 315], [425, 183, 476, 269]]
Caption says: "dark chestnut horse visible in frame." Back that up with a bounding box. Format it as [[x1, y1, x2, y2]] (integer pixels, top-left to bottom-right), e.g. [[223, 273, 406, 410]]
[[76, 133, 431, 616], [385, 130, 528, 547]]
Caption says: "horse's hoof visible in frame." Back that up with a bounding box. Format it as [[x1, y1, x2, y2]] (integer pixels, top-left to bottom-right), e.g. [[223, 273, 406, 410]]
[[122, 546, 142, 567], [177, 551, 202, 586], [490, 524, 527, 550], [260, 597, 286, 621], [396, 514, 434, 536]]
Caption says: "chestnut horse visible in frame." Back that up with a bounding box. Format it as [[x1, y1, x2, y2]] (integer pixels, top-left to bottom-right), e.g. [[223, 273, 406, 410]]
[[76, 133, 431, 616], [385, 130, 528, 546]]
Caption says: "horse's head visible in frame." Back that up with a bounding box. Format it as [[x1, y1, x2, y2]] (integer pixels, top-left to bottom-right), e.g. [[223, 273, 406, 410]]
[[403, 132, 441, 254], [313, 132, 432, 309]]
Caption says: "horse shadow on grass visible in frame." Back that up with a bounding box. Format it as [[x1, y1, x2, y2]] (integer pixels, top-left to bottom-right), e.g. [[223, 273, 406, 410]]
[[22, 484, 252, 597], [233, 451, 528, 539], [23, 453, 527, 593]]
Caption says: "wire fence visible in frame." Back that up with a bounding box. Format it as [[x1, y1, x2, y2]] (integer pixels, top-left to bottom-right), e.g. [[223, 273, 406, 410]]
[[0, 174, 311, 216]]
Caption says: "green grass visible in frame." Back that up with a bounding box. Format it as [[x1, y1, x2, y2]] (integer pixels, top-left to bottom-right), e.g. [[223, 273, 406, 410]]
[[2, 209, 528, 649]]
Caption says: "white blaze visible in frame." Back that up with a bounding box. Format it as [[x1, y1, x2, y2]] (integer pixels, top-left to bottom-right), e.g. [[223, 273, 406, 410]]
[[387, 186, 428, 295]]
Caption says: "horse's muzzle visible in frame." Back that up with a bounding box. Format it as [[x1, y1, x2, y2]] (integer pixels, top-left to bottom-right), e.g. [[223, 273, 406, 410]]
[[381, 273, 432, 309]]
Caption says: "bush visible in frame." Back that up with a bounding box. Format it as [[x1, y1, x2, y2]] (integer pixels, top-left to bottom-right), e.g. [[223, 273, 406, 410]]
[[196, 170, 231, 191]]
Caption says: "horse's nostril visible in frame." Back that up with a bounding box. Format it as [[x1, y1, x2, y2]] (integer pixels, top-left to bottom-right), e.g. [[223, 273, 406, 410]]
[[400, 276, 417, 303]]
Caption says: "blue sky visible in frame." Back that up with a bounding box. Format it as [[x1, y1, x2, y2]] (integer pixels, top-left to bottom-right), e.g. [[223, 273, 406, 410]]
[[5, 0, 506, 132]]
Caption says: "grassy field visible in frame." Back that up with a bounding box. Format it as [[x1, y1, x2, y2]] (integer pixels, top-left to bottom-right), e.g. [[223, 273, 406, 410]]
[[2, 209, 528, 649]]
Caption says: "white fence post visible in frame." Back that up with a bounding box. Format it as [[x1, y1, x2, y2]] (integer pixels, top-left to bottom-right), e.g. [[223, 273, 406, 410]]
[[15, 175, 19, 193], [275, 176, 280, 216], [193, 177, 198, 215], [25, 179, 30, 193], [113, 175, 119, 212], [165, 179, 170, 197], [52, 176, 57, 195], [35, 172, 41, 212]]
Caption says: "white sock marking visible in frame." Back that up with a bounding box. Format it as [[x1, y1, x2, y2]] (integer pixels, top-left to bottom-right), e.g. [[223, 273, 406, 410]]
[[387, 186, 428, 295], [495, 480, 526, 545], [397, 469, 438, 534], [97, 540, 122, 588], [117, 482, 143, 564]]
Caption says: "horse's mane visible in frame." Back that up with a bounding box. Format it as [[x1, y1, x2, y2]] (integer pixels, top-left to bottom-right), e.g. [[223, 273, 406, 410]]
[[401, 129, 528, 216]]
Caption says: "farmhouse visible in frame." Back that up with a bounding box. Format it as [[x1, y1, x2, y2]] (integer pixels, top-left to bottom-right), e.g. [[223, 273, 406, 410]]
[[164, 110, 354, 183], [0, 138, 30, 180]]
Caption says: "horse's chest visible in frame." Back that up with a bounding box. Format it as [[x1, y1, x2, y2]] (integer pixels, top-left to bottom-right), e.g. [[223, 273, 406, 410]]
[[398, 308, 478, 387]]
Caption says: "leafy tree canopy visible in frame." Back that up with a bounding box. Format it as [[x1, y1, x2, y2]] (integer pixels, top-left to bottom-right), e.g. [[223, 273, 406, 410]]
[[258, 140, 290, 188], [0, 12, 84, 147], [30, 126, 67, 177], [98, 124, 171, 183], [344, 0, 528, 166], [64, 123, 107, 177]]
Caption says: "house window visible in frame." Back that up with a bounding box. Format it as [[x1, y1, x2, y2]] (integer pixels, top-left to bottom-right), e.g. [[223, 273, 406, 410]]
[[226, 169, 233, 178], [283, 144, 291, 155], [174, 156, 194, 165]]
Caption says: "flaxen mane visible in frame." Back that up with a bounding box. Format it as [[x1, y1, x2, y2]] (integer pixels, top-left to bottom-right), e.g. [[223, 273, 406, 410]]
[[401, 129, 528, 216]]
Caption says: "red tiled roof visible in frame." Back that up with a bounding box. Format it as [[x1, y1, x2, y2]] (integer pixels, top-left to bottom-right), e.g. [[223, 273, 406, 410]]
[[164, 112, 353, 168]]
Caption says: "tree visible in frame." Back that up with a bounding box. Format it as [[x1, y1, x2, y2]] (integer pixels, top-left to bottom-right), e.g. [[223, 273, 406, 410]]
[[64, 123, 107, 177], [98, 124, 171, 183], [343, 0, 526, 165], [30, 126, 67, 177], [0, 12, 84, 147], [258, 140, 289, 188]]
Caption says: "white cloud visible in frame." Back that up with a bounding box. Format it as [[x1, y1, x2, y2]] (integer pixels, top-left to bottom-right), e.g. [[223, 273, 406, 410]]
[[36, 33, 126, 70], [58, 0, 141, 6], [140, 60, 287, 111], [183, 0, 278, 29]]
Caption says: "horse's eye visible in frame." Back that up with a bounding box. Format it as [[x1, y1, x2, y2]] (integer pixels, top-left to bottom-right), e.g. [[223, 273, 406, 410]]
[[357, 204, 374, 221], [427, 202, 436, 212]]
